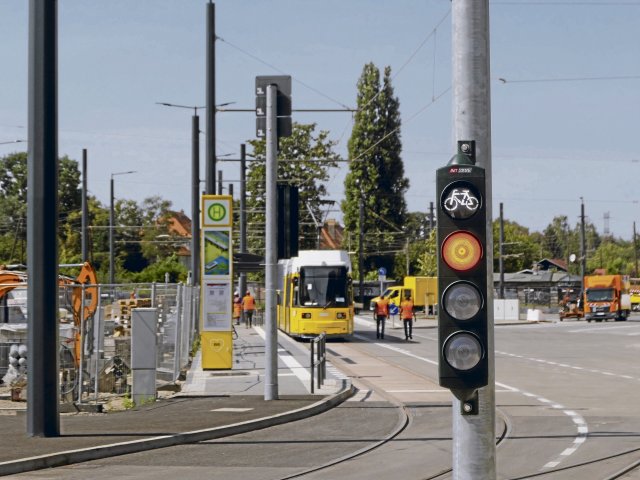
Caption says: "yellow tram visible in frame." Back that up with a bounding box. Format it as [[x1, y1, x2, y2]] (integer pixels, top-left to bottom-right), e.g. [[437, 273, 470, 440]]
[[277, 250, 354, 339]]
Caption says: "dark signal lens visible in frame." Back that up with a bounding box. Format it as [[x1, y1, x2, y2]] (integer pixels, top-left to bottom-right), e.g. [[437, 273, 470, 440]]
[[443, 332, 483, 371], [443, 282, 482, 320]]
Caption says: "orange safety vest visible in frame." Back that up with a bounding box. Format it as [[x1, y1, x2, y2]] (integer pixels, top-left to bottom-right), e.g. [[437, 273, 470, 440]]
[[233, 299, 242, 318], [400, 299, 414, 320], [374, 298, 389, 316], [242, 295, 256, 311]]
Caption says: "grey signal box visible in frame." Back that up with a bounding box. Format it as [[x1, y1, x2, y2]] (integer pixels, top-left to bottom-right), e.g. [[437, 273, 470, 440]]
[[255, 75, 292, 139]]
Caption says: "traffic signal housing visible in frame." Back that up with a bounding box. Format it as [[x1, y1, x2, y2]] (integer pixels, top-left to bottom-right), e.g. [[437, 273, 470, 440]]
[[436, 141, 488, 401]]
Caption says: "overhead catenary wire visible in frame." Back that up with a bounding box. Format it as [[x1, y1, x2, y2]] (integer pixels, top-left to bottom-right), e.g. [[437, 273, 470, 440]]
[[498, 74, 640, 84], [216, 36, 352, 110]]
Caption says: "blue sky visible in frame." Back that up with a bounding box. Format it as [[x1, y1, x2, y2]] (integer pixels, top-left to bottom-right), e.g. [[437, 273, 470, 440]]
[[1, 1, 639, 241]]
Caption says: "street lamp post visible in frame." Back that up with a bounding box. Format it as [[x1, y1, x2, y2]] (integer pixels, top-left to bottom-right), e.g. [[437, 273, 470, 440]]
[[110, 171, 136, 285], [156, 102, 234, 286], [156, 103, 204, 286]]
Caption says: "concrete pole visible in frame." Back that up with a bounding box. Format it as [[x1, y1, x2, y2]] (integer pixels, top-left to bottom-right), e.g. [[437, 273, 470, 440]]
[[634, 222, 638, 277], [264, 85, 279, 400], [81, 148, 88, 262], [580, 198, 586, 285], [205, 1, 216, 194], [359, 194, 365, 308], [191, 114, 200, 287], [239, 144, 247, 297], [452, 1, 496, 478], [499, 202, 504, 299], [27, 0, 60, 437], [109, 177, 115, 285]]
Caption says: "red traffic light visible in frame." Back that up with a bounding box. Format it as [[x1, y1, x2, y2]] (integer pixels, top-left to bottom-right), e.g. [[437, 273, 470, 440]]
[[441, 231, 483, 272]]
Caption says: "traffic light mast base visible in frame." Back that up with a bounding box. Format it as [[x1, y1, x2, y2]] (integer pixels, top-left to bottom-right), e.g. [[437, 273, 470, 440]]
[[453, 389, 479, 416]]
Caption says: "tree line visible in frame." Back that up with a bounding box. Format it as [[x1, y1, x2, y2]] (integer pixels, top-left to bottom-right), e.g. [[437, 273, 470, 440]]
[[1, 63, 637, 282]]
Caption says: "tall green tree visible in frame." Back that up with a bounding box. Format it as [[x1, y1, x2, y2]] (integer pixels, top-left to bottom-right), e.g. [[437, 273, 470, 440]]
[[246, 122, 339, 255], [0, 152, 81, 265], [342, 63, 408, 278], [493, 219, 546, 272]]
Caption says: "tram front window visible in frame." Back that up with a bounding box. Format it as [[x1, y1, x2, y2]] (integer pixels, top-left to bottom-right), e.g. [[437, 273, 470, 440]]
[[298, 267, 348, 307]]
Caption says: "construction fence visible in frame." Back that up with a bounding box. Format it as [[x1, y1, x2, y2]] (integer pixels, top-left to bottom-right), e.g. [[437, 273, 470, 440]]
[[1, 282, 200, 404]]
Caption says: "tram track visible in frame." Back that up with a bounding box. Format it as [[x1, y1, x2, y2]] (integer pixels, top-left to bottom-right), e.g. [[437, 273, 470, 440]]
[[271, 337, 508, 480], [273, 327, 640, 479]]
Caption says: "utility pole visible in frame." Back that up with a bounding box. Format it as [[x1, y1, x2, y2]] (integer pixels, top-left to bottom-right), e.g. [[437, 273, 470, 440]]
[[405, 238, 410, 276], [217, 169, 223, 195], [499, 203, 504, 299], [239, 144, 247, 298], [264, 84, 278, 400], [359, 193, 365, 308], [81, 148, 88, 263], [27, 0, 60, 437], [452, 1, 495, 478], [191, 113, 200, 287], [634, 222, 638, 277], [580, 198, 587, 285], [205, 0, 216, 194]]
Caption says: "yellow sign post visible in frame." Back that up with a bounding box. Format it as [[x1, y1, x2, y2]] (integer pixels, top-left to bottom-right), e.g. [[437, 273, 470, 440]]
[[200, 195, 233, 369]]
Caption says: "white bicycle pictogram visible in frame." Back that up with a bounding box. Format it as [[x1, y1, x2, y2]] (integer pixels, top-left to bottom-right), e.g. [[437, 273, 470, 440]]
[[444, 188, 479, 212]]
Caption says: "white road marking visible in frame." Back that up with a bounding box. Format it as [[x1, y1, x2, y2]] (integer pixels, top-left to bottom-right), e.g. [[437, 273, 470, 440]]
[[568, 324, 640, 334], [352, 318, 589, 470], [498, 350, 640, 382], [211, 408, 254, 412], [255, 327, 310, 392]]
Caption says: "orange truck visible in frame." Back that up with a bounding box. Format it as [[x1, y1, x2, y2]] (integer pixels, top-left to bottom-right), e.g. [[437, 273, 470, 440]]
[[583, 274, 631, 322]]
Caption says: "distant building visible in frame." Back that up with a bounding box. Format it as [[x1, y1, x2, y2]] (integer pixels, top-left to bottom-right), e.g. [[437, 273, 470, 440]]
[[319, 219, 344, 250], [165, 210, 192, 268]]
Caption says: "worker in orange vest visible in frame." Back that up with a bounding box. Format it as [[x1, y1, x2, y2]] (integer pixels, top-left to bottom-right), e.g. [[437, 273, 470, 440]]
[[233, 291, 242, 326], [400, 295, 415, 341], [373, 294, 389, 340], [242, 290, 256, 328]]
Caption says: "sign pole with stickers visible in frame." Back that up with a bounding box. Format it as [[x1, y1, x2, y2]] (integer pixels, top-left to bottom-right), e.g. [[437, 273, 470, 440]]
[[200, 195, 233, 369]]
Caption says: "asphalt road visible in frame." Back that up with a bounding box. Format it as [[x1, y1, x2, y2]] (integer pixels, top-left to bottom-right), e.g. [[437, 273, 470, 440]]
[[12, 315, 640, 479]]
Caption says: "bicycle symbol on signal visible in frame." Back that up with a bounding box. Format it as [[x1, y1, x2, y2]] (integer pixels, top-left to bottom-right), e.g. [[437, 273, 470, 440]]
[[444, 188, 479, 212]]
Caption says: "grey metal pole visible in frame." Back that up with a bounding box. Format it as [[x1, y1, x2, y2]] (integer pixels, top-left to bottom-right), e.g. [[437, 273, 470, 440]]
[[191, 114, 200, 287], [580, 198, 586, 285], [452, 1, 496, 478], [264, 84, 279, 401], [205, 1, 216, 194], [499, 202, 504, 299], [27, 0, 60, 437], [239, 144, 247, 297], [634, 222, 638, 277], [81, 148, 88, 262], [405, 238, 410, 276], [109, 176, 115, 285], [359, 194, 365, 308], [217, 169, 223, 195]]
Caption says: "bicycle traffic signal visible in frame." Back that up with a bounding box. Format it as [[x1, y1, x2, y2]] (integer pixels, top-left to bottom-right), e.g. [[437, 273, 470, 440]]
[[436, 141, 488, 401]]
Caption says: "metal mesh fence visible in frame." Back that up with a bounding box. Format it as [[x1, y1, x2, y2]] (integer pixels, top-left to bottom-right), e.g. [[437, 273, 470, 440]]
[[0, 281, 199, 403], [74, 282, 199, 403]]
